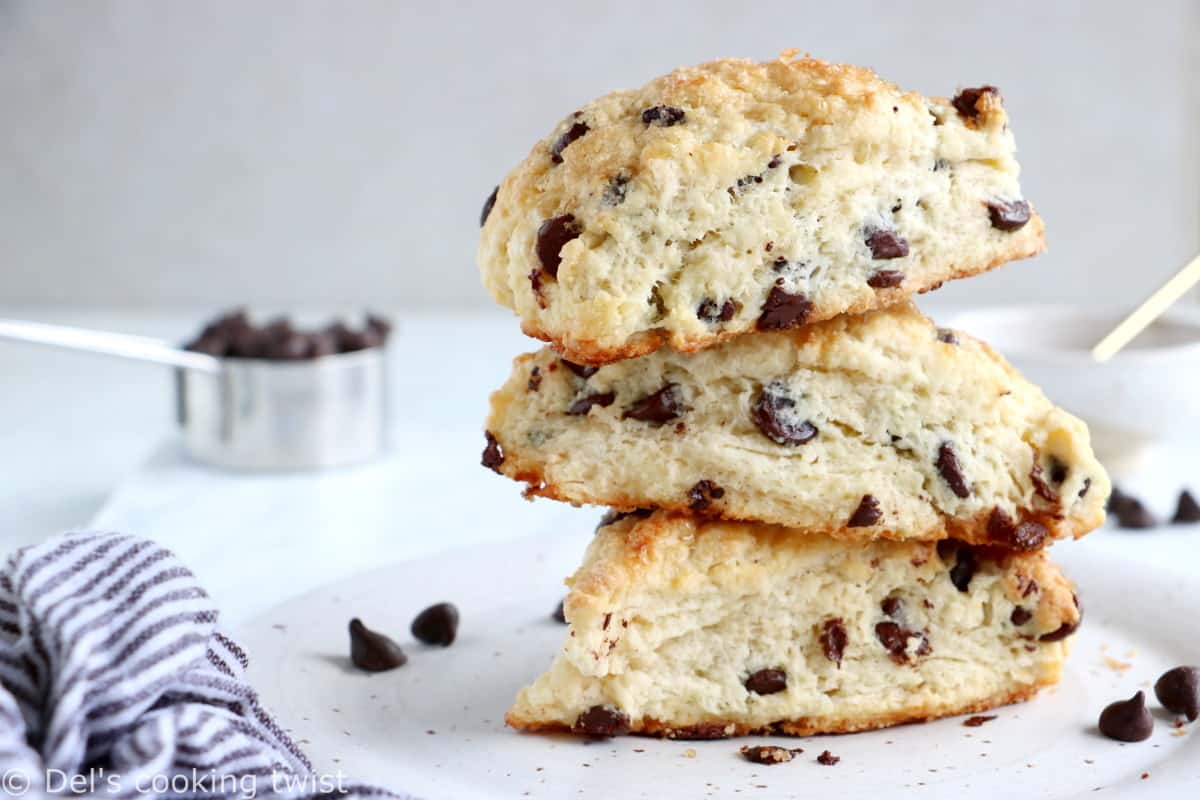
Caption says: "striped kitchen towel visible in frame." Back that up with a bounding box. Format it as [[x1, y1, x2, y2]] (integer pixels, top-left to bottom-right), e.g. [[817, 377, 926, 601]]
[[0, 531, 411, 799]]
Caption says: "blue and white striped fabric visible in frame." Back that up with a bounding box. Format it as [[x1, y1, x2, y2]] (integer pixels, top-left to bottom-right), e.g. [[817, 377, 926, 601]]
[[0, 532, 406, 799]]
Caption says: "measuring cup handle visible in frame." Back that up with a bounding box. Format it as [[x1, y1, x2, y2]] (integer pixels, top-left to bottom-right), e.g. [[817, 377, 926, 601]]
[[0, 318, 222, 373]]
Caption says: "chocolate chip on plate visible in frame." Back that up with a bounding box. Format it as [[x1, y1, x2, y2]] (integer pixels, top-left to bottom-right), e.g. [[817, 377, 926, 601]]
[[573, 705, 630, 737], [952, 86, 1001, 120], [1098, 691, 1154, 742], [848, 494, 883, 527], [566, 391, 615, 416], [819, 618, 848, 667], [816, 750, 841, 766], [866, 229, 909, 260], [552, 600, 568, 624], [561, 359, 598, 379], [687, 480, 725, 512], [744, 668, 787, 695], [697, 298, 737, 323], [1115, 497, 1157, 530], [481, 185, 498, 226], [756, 286, 813, 331], [986, 199, 1032, 232], [411, 602, 459, 646], [740, 745, 800, 765], [1172, 490, 1200, 524], [535, 214, 582, 278], [867, 270, 905, 288], [641, 105, 685, 126], [1154, 666, 1200, 721], [348, 618, 407, 671], [751, 382, 818, 446], [1010, 606, 1033, 626], [481, 432, 505, 472], [623, 383, 684, 424], [935, 442, 971, 498], [549, 120, 589, 164]]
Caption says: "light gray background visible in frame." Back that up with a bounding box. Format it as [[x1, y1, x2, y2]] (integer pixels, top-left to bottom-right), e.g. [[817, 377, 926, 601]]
[[2, 0, 1197, 310]]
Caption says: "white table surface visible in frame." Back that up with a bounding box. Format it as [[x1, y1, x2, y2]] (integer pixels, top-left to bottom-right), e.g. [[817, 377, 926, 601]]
[[0, 305, 1196, 627]]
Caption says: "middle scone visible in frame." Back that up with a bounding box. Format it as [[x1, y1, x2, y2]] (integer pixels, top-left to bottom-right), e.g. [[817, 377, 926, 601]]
[[484, 301, 1109, 547]]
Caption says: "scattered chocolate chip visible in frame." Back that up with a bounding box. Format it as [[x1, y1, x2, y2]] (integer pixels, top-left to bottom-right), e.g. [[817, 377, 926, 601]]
[[848, 495, 883, 527], [348, 618, 407, 671], [751, 382, 818, 446], [623, 383, 684, 424], [816, 750, 840, 766], [756, 286, 813, 331], [552, 600, 567, 624], [987, 199, 1032, 232], [481, 432, 505, 472], [411, 603, 458, 646], [573, 705, 630, 737], [566, 391, 615, 416], [527, 366, 542, 392], [867, 270, 905, 288], [1098, 691, 1154, 742], [952, 86, 1001, 120], [936, 328, 959, 345], [744, 668, 787, 695], [641, 105, 685, 126], [881, 596, 903, 618], [1155, 666, 1200, 721], [535, 214, 582, 278], [697, 298, 737, 323], [481, 185, 498, 226], [987, 507, 1048, 551], [740, 745, 800, 765], [936, 442, 971, 498], [875, 621, 931, 664], [819, 618, 847, 667], [1010, 606, 1033, 626], [866, 229, 909, 260], [1172, 491, 1200, 524], [938, 540, 976, 592], [687, 480, 725, 512], [561, 359, 598, 379], [550, 120, 589, 164], [603, 174, 629, 205], [964, 715, 997, 727]]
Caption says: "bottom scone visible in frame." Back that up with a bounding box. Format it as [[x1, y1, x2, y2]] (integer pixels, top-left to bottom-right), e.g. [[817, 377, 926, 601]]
[[507, 511, 1081, 738]]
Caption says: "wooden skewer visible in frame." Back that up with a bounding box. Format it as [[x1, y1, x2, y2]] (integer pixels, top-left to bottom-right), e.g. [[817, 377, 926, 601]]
[[1091, 252, 1200, 362]]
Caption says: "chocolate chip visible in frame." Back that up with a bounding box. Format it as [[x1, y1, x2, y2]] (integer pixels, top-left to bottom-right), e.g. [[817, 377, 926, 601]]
[[410, 602, 458, 646], [964, 715, 997, 727], [1079, 478, 1092, 497], [986, 507, 1048, 551], [481, 185, 498, 226], [535, 214, 582, 278], [740, 745, 800, 765], [561, 359, 598, 379], [550, 120, 589, 164], [481, 432, 505, 472], [603, 174, 629, 205], [1010, 606, 1033, 626], [756, 286, 813, 331], [348, 618, 407, 671], [819, 618, 847, 667], [744, 668, 787, 695], [1172, 491, 1200, 524], [987, 199, 1032, 232], [687, 480, 725, 512], [528, 269, 547, 308], [1030, 462, 1058, 504], [566, 391, 615, 416], [573, 705, 630, 737], [623, 383, 684, 424], [867, 270, 905, 288], [1048, 457, 1068, 484], [952, 86, 1001, 120], [936, 442, 971, 498], [595, 508, 654, 530], [1154, 666, 1200, 721], [751, 382, 818, 446], [1098, 691, 1154, 742], [866, 229, 909, 260], [936, 328, 960, 345], [1115, 497, 1157, 529], [816, 750, 840, 766], [881, 596, 903, 617], [848, 495, 883, 527], [697, 298, 736, 323], [526, 366, 542, 392], [641, 105, 685, 126], [552, 600, 567, 624], [767, 154, 783, 169], [875, 621, 931, 664], [938, 540, 976, 592], [1039, 594, 1082, 642]]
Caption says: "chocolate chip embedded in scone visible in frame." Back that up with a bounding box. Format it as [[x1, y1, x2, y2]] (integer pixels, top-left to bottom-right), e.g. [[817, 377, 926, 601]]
[[480, 186, 498, 227], [566, 391, 615, 416], [867, 270, 905, 288], [751, 381, 818, 446], [848, 495, 883, 527], [534, 214, 582, 278], [744, 668, 787, 695], [936, 442, 971, 498], [987, 508, 1048, 551], [572, 705, 630, 737], [756, 286, 813, 331], [952, 85, 1002, 122], [875, 621, 931, 664], [623, 384, 685, 424], [641, 105, 685, 126], [987, 199, 1032, 232], [687, 480, 725, 512], [549, 119, 589, 164], [866, 229, 909, 260], [819, 618, 848, 667], [481, 432, 505, 472]]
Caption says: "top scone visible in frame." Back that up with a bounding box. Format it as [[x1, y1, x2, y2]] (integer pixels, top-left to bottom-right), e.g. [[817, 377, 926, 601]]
[[479, 52, 1044, 365]]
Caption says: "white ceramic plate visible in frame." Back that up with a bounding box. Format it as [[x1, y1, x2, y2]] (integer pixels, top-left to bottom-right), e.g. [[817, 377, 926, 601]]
[[238, 533, 1200, 799]]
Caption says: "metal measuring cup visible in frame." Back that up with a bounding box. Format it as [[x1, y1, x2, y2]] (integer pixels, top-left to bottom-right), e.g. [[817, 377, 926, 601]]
[[0, 318, 389, 470]]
